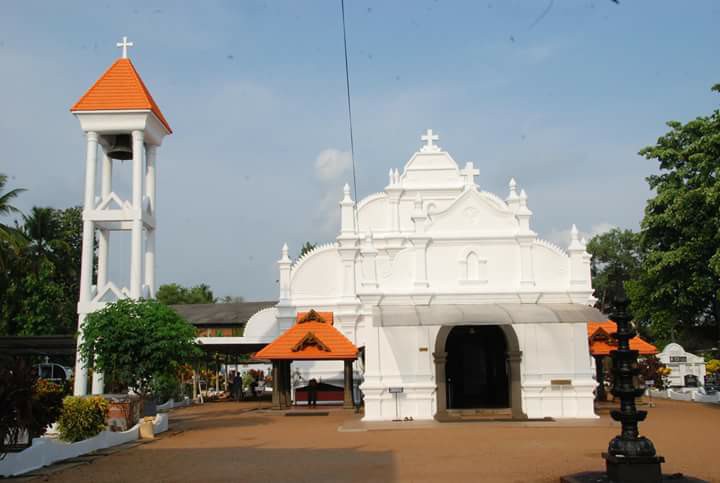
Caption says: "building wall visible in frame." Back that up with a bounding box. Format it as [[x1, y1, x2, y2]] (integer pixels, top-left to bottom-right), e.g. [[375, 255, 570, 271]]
[[268, 133, 596, 421]]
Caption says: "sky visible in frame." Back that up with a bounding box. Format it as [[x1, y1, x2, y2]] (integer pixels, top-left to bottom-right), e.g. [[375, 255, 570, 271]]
[[1, 1, 719, 301]]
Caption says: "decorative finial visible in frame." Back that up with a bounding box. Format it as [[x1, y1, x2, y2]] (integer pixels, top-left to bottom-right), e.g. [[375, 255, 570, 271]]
[[568, 224, 584, 251], [116, 36, 134, 59], [507, 178, 519, 201], [281, 243, 290, 262], [388, 169, 394, 186], [420, 128, 440, 152], [394, 168, 400, 184]]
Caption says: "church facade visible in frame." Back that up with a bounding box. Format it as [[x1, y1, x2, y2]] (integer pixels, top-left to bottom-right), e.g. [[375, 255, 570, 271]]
[[244, 130, 603, 421]]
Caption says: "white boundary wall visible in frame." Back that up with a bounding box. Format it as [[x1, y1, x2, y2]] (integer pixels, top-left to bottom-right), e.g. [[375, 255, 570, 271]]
[[0, 413, 168, 477]]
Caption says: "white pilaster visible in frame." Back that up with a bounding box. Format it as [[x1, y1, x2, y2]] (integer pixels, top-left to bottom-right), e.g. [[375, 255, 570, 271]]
[[339, 183, 356, 235], [278, 243, 292, 303], [360, 232, 379, 289], [410, 238, 430, 288], [568, 224, 591, 290]]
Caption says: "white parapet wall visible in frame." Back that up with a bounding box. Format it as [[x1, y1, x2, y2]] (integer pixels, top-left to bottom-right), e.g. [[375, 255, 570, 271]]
[[0, 413, 168, 477], [692, 391, 720, 404]]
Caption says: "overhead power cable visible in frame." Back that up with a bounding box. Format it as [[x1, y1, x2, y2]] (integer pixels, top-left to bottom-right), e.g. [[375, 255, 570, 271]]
[[340, 0, 358, 202]]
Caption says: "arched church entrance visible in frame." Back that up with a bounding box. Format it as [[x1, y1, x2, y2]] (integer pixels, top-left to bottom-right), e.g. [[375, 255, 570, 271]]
[[434, 324, 526, 420], [446, 325, 508, 408]]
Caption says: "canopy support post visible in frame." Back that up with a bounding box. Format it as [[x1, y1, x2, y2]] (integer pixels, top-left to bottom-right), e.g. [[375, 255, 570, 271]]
[[343, 360, 354, 409], [271, 360, 281, 410]]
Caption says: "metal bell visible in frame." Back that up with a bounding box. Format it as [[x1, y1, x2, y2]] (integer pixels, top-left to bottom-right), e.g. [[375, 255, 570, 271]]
[[106, 134, 133, 160]]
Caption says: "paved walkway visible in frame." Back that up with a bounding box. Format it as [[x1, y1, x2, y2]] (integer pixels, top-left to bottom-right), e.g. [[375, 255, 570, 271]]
[[36, 399, 720, 482]]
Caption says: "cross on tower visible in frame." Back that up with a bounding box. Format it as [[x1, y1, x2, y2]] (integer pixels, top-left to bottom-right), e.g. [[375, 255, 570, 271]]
[[116, 36, 134, 59], [420, 128, 440, 152]]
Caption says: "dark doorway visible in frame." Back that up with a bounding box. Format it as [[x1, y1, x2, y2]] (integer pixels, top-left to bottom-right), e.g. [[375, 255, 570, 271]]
[[445, 325, 509, 409]]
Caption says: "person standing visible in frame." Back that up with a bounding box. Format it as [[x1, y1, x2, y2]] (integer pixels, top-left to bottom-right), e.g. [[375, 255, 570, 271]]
[[307, 378, 318, 408]]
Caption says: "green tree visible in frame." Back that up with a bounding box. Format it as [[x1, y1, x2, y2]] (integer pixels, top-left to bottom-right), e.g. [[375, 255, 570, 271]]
[[156, 283, 217, 305], [627, 83, 720, 348], [0, 174, 26, 270], [1, 206, 84, 336], [79, 299, 201, 399], [586, 228, 642, 314]]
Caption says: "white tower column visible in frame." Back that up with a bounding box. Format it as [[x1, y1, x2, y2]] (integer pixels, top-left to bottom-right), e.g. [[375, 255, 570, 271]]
[[91, 149, 113, 395], [130, 130, 145, 299], [144, 144, 157, 297], [96, 150, 112, 291], [74, 131, 99, 396]]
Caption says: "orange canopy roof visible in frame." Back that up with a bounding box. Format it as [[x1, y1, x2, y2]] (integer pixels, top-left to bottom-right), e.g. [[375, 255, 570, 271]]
[[588, 321, 658, 356], [71, 58, 171, 133], [254, 311, 358, 361]]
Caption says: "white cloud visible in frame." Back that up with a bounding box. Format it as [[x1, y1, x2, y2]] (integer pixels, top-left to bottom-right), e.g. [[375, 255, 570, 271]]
[[314, 148, 352, 181]]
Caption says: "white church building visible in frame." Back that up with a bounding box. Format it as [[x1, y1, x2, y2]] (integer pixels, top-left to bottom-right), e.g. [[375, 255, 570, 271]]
[[241, 129, 604, 421], [71, 40, 604, 422]]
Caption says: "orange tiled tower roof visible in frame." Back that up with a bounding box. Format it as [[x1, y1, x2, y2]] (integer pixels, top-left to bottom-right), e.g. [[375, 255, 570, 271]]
[[588, 320, 658, 356], [71, 58, 171, 133], [254, 311, 358, 360]]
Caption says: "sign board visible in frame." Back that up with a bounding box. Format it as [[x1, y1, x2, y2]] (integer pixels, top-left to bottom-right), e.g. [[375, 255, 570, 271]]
[[550, 379, 572, 386], [388, 387, 404, 394], [670, 356, 687, 363]]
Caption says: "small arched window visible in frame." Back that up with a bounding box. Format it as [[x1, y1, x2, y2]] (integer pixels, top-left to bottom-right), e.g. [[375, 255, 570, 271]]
[[467, 252, 480, 280]]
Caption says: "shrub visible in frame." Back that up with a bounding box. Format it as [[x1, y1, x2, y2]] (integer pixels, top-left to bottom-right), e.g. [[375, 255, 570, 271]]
[[1, 357, 65, 455], [80, 299, 201, 400], [150, 373, 182, 403], [32, 379, 65, 430], [57, 396, 109, 442]]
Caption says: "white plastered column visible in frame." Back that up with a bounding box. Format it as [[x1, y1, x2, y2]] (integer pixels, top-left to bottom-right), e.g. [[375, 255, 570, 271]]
[[74, 131, 98, 396], [144, 144, 157, 297], [91, 149, 113, 395], [129, 130, 145, 299]]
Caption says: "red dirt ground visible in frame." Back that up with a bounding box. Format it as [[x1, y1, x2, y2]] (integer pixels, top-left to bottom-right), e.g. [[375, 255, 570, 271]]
[[38, 399, 719, 483]]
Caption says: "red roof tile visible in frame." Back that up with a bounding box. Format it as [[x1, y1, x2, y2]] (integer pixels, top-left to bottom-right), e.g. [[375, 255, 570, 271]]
[[254, 311, 358, 361], [71, 58, 171, 133], [588, 320, 658, 356]]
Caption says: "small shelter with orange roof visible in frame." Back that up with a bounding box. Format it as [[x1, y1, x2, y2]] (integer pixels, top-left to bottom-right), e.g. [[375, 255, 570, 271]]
[[254, 310, 358, 410], [588, 320, 658, 401]]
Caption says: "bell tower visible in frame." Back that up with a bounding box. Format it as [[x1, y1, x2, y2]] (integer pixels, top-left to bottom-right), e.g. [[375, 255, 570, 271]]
[[70, 37, 172, 396]]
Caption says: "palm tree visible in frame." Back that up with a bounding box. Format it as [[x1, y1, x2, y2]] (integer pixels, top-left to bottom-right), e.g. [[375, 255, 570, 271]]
[[22, 207, 63, 257], [0, 174, 26, 268]]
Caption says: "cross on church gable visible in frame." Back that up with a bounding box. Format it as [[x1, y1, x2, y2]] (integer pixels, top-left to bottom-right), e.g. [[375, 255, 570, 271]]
[[420, 129, 441, 152], [462, 162, 480, 187]]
